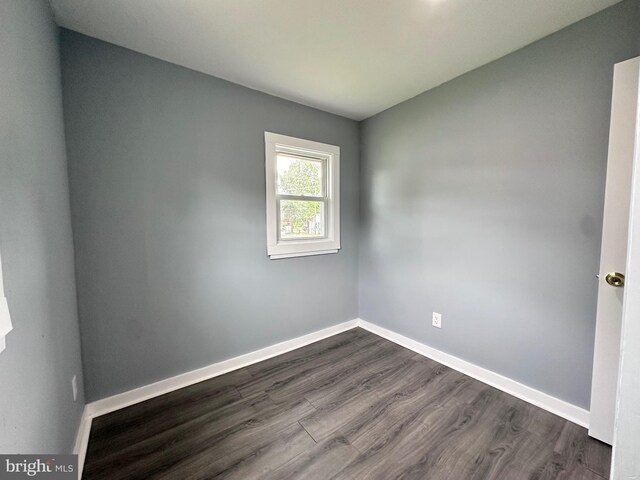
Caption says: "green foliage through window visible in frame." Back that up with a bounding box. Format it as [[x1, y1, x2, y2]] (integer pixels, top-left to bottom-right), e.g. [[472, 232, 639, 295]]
[[278, 156, 325, 238]]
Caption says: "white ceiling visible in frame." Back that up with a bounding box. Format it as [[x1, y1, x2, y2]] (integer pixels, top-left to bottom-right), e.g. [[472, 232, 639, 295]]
[[50, 0, 621, 120]]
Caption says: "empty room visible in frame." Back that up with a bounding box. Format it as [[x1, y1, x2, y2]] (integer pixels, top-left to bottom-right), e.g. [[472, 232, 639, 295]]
[[2, 0, 640, 478]]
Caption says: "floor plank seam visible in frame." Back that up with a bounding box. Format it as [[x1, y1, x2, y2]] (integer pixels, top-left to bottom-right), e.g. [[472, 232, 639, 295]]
[[230, 385, 244, 400], [304, 395, 320, 410], [585, 464, 610, 479], [303, 397, 318, 411], [340, 429, 364, 455], [298, 420, 318, 444]]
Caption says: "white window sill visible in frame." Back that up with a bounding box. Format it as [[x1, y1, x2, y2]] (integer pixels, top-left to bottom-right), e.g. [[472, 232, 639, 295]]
[[269, 249, 339, 260]]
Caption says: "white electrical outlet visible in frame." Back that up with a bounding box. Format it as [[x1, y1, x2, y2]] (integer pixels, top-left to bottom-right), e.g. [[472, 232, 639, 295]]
[[72, 375, 78, 402], [432, 312, 442, 328]]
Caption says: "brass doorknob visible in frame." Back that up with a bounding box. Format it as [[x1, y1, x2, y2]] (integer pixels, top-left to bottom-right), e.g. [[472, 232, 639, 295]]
[[605, 272, 625, 287]]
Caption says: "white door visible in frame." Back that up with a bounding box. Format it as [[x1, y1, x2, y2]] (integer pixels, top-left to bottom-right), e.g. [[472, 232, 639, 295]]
[[589, 57, 640, 445]]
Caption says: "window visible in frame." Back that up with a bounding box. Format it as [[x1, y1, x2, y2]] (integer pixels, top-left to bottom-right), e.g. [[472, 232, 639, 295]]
[[265, 132, 340, 259]]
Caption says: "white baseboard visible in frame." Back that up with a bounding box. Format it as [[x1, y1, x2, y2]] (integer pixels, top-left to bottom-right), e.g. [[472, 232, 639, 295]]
[[86, 319, 359, 418], [73, 406, 92, 479], [79, 314, 590, 480], [356, 318, 590, 428], [71, 317, 593, 479]]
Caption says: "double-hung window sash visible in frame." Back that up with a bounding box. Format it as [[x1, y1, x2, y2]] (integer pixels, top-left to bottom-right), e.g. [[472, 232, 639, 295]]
[[275, 149, 328, 241]]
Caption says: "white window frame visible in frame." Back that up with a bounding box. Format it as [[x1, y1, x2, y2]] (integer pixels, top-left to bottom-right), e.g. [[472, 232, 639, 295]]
[[265, 132, 340, 259]]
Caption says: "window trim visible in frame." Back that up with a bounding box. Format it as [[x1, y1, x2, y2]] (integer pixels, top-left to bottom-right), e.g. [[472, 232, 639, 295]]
[[265, 132, 340, 259]]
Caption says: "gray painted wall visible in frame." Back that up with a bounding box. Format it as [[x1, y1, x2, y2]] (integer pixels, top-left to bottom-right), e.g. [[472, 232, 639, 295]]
[[359, 0, 640, 409], [0, 0, 84, 453], [60, 31, 360, 401]]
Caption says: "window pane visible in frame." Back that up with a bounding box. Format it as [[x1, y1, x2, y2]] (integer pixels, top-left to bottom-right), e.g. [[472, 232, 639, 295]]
[[280, 200, 324, 239], [277, 154, 323, 197]]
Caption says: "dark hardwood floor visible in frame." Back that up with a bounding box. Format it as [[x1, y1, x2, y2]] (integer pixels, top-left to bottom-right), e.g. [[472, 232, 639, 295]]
[[83, 328, 611, 479]]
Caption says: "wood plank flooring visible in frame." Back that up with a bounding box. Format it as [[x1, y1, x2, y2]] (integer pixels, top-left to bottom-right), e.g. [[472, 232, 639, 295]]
[[83, 328, 611, 479]]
